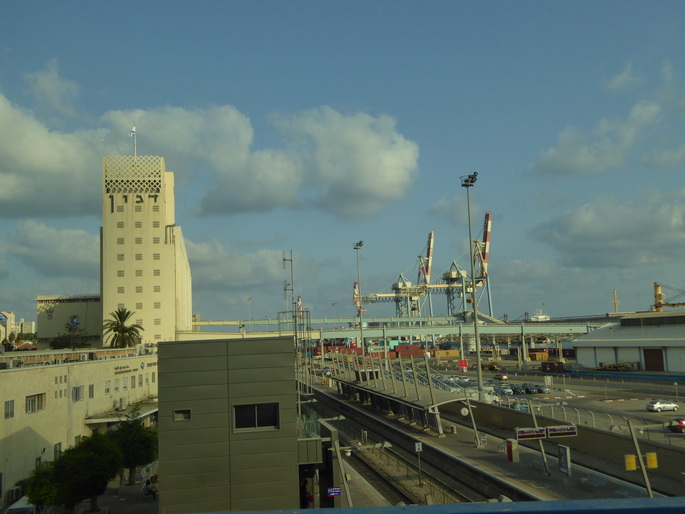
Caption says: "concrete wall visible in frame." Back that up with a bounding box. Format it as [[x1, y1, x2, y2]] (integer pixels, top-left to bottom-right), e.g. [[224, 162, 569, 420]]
[[158, 336, 298, 513]]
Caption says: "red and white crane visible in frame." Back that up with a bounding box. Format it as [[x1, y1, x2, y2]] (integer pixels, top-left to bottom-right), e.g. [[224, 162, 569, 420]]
[[352, 215, 496, 319]]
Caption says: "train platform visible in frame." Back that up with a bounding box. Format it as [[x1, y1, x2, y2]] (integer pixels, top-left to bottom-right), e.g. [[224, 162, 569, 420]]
[[315, 378, 684, 502]]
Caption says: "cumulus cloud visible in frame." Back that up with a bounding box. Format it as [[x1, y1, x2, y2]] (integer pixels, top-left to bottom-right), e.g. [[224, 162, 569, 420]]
[[24, 59, 80, 117], [0, 94, 105, 217], [200, 106, 420, 217], [603, 63, 641, 91], [429, 195, 476, 226], [186, 238, 288, 291], [527, 100, 662, 177], [2, 65, 418, 220], [530, 193, 685, 268], [101, 105, 255, 175], [102, 105, 419, 218], [642, 143, 685, 168], [4, 220, 99, 278]]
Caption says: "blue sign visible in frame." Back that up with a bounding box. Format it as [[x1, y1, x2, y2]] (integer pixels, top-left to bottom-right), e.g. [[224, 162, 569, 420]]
[[327, 487, 341, 497]]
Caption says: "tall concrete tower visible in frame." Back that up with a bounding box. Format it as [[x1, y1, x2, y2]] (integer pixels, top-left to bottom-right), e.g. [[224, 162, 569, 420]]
[[101, 155, 192, 345]]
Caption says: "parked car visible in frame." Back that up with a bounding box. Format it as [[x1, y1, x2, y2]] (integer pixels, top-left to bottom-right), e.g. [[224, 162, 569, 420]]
[[509, 384, 524, 395], [6, 496, 39, 514], [482, 363, 502, 371], [494, 373, 508, 381], [535, 384, 551, 394], [666, 418, 685, 433], [521, 383, 537, 394], [495, 384, 513, 395], [646, 400, 679, 412]]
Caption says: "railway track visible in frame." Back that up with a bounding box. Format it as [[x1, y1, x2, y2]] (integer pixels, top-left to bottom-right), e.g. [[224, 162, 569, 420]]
[[310, 389, 540, 505], [345, 452, 413, 506]]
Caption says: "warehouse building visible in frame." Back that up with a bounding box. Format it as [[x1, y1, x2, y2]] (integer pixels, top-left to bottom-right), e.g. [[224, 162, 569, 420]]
[[573, 310, 685, 372]]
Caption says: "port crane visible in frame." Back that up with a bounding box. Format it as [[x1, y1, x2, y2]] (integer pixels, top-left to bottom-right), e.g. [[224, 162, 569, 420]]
[[353, 213, 496, 320], [652, 282, 685, 311]]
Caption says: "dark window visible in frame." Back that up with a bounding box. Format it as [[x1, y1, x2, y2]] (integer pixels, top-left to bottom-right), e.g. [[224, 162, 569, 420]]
[[234, 403, 279, 430], [173, 409, 191, 421]]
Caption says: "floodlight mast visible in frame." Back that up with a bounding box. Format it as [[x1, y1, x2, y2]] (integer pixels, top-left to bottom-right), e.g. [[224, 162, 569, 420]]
[[460, 172, 484, 399], [354, 241, 365, 360]]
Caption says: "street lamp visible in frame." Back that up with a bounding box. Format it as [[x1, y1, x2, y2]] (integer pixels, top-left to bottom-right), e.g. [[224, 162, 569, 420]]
[[461, 172, 483, 398], [675, 381, 679, 403], [246, 297, 252, 332], [354, 241, 365, 359]]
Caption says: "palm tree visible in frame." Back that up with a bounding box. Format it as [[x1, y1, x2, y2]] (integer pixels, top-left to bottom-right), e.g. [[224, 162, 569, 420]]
[[103, 308, 143, 348]]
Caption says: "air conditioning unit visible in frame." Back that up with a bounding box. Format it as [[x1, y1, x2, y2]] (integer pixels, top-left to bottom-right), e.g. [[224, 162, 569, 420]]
[[7, 486, 22, 503], [79, 354, 87, 361]]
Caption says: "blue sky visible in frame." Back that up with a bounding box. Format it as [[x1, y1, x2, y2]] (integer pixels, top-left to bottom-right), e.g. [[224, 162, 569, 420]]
[[2, 2, 685, 325]]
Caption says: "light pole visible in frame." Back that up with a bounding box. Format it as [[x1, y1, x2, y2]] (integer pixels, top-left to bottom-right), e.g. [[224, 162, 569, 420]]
[[461, 172, 483, 398], [354, 241, 365, 360], [675, 382, 679, 403], [246, 297, 252, 332], [332, 302, 337, 317]]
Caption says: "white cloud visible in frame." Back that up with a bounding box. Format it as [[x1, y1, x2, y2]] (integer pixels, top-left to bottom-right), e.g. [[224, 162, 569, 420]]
[[603, 63, 641, 91], [200, 107, 419, 217], [530, 192, 685, 268], [527, 100, 662, 177], [429, 195, 476, 226], [0, 94, 105, 216], [275, 107, 420, 217], [103, 105, 419, 218], [5, 220, 100, 278], [186, 238, 287, 291], [642, 143, 685, 168], [3, 62, 419, 220], [24, 59, 80, 117], [101, 105, 255, 175]]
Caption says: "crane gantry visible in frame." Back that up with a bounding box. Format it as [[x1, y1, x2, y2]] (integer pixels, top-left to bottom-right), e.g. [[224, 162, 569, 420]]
[[353, 212, 497, 321]]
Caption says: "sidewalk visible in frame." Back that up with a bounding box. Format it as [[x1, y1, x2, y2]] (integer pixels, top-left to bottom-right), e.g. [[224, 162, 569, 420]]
[[76, 481, 158, 514]]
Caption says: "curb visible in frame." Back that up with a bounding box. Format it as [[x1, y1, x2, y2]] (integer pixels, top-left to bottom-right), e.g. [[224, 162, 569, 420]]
[[599, 398, 648, 402]]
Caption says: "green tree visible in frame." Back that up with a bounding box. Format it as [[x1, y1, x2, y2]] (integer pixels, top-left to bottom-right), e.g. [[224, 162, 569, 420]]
[[24, 462, 60, 510], [109, 408, 158, 485], [103, 308, 143, 348], [50, 333, 72, 350], [65, 314, 86, 350], [25, 432, 123, 513]]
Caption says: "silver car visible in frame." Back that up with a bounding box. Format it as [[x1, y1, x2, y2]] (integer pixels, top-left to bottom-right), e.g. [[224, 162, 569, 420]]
[[646, 400, 679, 412]]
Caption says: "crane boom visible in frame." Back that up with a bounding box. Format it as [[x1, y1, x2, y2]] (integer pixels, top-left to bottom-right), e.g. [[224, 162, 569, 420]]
[[473, 211, 492, 279], [417, 231, 435, 286], [652, 282, 685, 311]]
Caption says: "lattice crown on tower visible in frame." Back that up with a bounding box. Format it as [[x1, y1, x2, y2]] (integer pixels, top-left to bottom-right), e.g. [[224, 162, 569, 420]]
[[103, 155, 165, 194]]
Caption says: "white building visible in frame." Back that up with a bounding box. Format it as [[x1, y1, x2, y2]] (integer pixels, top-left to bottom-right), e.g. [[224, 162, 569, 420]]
[[34, 155, 193, 347], [0, 349, 158, 507], [573, 310, 685, 372], [0, 312, 14, 342], [101, 155, 192, 344], [35, 296, 102, 348]]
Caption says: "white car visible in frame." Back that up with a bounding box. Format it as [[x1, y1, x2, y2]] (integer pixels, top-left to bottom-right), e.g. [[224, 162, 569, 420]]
[[646, 400, 679, 412]]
